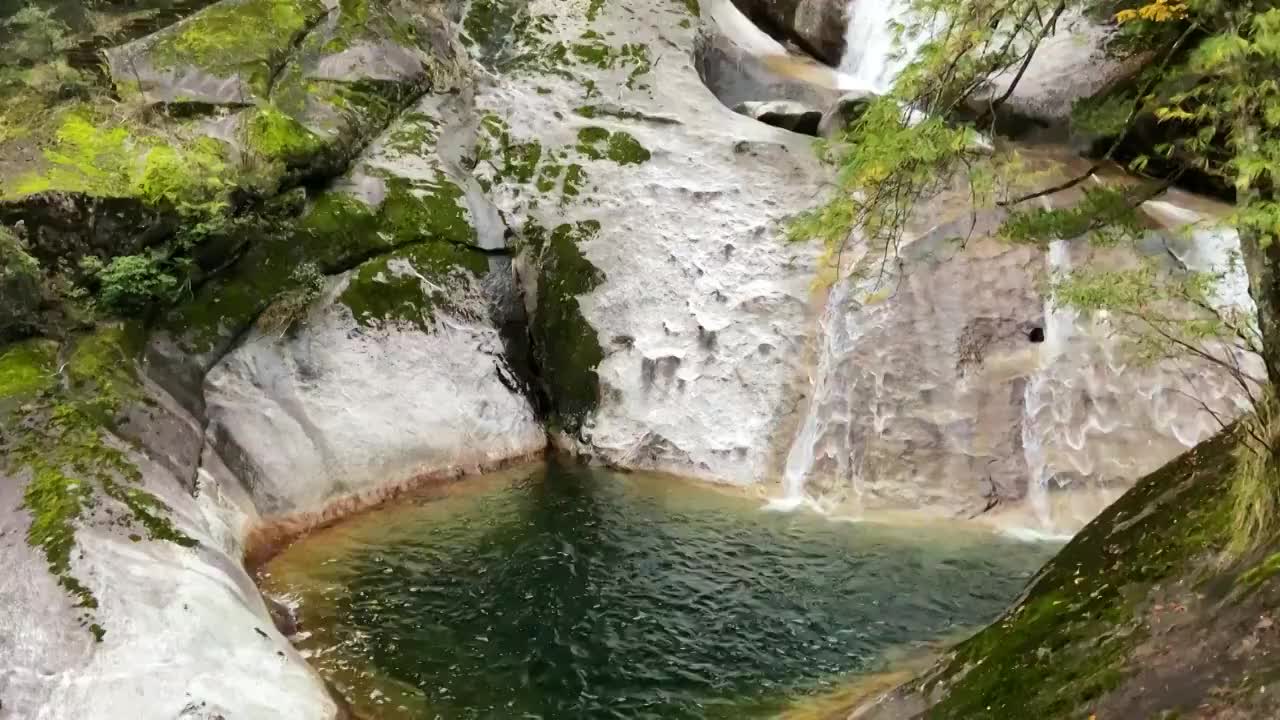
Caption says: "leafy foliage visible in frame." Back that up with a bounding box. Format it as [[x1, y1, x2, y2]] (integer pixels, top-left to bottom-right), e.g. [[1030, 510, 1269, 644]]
[[0, 5, 74, 65], [1115, 0, 1188, 24], [81, 254, 179, 315], [1230, 386, 1280, 554]]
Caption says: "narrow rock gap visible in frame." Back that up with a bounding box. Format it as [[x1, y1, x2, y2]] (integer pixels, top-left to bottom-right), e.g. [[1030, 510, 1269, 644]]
[[264, 5, 335, 96]]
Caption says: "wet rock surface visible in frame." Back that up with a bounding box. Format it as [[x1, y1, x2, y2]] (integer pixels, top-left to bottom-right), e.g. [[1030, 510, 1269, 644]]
[[728, 0, 849, 66], [0, 1, 1266, 718], [734, 100, 824, 135]]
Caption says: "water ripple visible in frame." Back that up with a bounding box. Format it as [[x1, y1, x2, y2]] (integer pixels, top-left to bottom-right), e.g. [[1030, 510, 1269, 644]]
[[264, 463, 1055, 719]]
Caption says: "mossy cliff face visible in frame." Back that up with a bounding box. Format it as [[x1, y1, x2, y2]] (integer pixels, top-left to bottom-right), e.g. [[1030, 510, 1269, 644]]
[[522, 220, 605, 433], [462, 0, 823, 484], [855, 427, 1280, 719], [0, 326, 194, 641], [146, 0, 327, 99], [0, 326, 344, 716], [0, 0, 467, 310]]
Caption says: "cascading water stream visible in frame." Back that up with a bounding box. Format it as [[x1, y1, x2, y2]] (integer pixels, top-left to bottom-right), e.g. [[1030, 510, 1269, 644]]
[[776, 193, 1260, 530], [838, 0, 924, 93], [1019, 239, 1080, 531], [767, 1, 925, 513], [771, 273, 857, 512], [773, 7, 1261, 533], [1015, 191, 1262, 535]]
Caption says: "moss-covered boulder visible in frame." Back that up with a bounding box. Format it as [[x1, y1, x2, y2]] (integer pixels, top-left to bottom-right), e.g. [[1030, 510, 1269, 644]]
[[243, 0, 467, 181], [0, 227, 44, 340], [0, 327, 344, 717], [0, 0, 467, 300], [105, 0, 465, 174], [853, 426, 1280, 719], [0, 108, 216, 262], [104, 0, 330, 105], [202, 239, 545, 516], [148, 94, 486, 408]]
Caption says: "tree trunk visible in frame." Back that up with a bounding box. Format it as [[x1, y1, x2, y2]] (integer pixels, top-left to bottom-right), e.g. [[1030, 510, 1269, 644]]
[[1242, 227, 1280, 382], [1241, 197, 1280, 383]]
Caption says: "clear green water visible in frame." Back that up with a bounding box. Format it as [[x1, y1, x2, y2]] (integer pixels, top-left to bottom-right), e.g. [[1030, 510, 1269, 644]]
[[262, 462, 1057, 720]]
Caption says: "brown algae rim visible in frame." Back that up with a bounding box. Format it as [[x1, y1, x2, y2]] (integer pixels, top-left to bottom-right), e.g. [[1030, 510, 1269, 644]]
[[242, 448, 549, 574]]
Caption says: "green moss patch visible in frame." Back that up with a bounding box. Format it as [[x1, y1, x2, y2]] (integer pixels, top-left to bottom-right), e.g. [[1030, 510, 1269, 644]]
[[322, 0, 421, 55], [476, 114, 544, 185], [0, 338, 59, 401], [565, 39, 651, 89], [497, 12, 653, 91], [475, 115, 648, 204], [463, 0, 527, 57], [576, 126, 650, 165], [573, 105, 645, 121], [1236, 551, 1280, 591], [149, 0, 328, 97], [265, 69, 428, 182], [4, 328, 196, 640], [244, 105, 325, 167], [339, 242, 488, 333], [383, 112, 441, 158], [524, 220, 605, 432], [164, 172, 477, 355], [4, 108, 232, 210], [920, 429, 1240, 719]]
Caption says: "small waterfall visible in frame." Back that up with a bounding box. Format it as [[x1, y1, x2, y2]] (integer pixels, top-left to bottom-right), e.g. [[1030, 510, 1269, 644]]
[[1020, 240, 1076, 527], [838, 0, 924, 93], [1015, 196, 1263, 534], [771, 274, 856, 512], [775, 187, 1260, 531], [771, 243, 900, 514]]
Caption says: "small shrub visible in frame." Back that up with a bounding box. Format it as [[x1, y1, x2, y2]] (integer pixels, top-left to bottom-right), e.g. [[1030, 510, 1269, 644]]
[[85, 254, 178, 315], [258, 262, 326, 338], [0, 5, 74, 66]]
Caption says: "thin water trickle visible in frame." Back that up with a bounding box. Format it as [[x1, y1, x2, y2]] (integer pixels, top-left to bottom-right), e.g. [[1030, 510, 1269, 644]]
[[773, 272, 857, 512], [263, 463, 1056, 719]]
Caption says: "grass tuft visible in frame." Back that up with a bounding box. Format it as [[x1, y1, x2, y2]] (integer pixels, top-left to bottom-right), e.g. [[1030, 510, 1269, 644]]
[[1228, 388, 1280, 555]]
